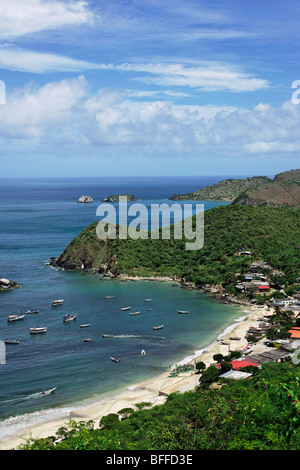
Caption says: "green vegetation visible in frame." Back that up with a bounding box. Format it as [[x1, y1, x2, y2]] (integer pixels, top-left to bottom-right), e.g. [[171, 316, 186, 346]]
[[19, 360, 300, 450], [53, 205, 300, 298]]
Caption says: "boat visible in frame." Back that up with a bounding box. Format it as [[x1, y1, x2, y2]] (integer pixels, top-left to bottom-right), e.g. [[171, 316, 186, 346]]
[[141, 349, 146, 356], [105, 296, 114, 299], [42, 387, 57, 395], [52, 299, 64, 306], [177, 310, 189, 314], [80, 324, 90, 328], [30, 327, 47, 334], [63, 314, 77, 322], [5, 339, 19, 344], [111, 356, 121, 363], [144, 299, 152, 302], [84, 338, 92, 342], [229, 336, 241, 341], [153, 325, 164, 330], [120, 306, 131, 311], [24, 309, 39, 314], [129, 311, 140, 316], [102, 334, 115, 338], [147, 308, 152, 311], [7, 314, 25, 322]]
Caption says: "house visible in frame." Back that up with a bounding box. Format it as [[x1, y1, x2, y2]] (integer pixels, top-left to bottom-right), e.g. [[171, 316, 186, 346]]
[[219, 370, 253, 380], [256, 284, 270, 293], [229, 359, 260, 370]]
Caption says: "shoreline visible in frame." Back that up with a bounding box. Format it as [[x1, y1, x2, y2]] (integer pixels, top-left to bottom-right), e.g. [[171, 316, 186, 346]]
[[0, 302, 271, 450]]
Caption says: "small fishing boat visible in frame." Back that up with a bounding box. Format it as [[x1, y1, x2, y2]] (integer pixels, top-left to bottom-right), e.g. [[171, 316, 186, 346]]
[[63, 314, 77, 322], [84, 338, 92, 342], [153, 325, 164, 330], [177, 310, 189, 314], [102, 334, 115, 338], [24, 309, 39, 314], [42, 387, 57, 395], [105, 296, 114, 299], [147, 308, 152, 311], [120, 306, 131, 311], [30, 327, 47, 334], [229, 336, 241, 341], [5, 339, 19, 344], [52, 299, 64, 306], [7, 314, 25, 322], [129, 311, 140, 316], [144, 299, 152, 302], [80, 324, 90, 328], [111, 356, 121, 363], [141, 349, 146, 356]]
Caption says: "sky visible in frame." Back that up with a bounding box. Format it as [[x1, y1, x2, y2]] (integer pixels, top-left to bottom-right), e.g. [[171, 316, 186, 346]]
[[0, 0, 299, 177]]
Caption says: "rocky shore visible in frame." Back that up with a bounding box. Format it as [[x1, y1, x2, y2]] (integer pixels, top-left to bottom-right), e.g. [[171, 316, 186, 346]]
[[0, 278, 20, 291]]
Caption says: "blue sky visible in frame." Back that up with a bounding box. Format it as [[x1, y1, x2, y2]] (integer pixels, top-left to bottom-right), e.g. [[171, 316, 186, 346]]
[[0, 0, 299, 177]]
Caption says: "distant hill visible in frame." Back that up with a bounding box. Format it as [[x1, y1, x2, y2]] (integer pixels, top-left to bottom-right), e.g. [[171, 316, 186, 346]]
[[274, 168, 300, 182], [170, 176, 271, 201], [232, 180, 300, 208]]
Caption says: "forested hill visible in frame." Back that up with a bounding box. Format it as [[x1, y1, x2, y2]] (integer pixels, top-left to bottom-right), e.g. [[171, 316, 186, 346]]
[[51, 205, 300, 294]]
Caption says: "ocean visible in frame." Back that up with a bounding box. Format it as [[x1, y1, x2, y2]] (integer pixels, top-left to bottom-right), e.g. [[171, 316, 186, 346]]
[[0, 176, 245, 441]]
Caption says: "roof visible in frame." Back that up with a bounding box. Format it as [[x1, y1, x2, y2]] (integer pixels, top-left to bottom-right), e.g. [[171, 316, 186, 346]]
[[257, 285, 270, 290], [230, 360, 259, 370], [219, 370, 253, 380], [288, 328, 300, 339]]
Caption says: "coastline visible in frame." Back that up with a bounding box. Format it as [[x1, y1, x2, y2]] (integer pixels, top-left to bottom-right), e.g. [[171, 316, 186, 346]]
[[0, 302, 271, 450]]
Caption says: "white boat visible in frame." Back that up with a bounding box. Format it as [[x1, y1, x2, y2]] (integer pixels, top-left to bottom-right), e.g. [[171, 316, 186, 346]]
[[111, 356, 121, 363], [144, 299, 152, 302], [105, 296, 114, 299], [24, 309, 39, 314], [84, 338, 92, 342], [177, 310, 189, 314], [80, 323, 90, 328], [42, 387, 57, 395], [120, 306, 131, 311], [5, 339, 19, 344], [102, 334, 115, 338], [30, 327, 47, 334], [63, 314, 77, 322], [141, 349, 146, 356], [153, 325, 164, 330], [52, 299, 64, 306], [7, 314, 25, 322], [129, 311, 140, 316]]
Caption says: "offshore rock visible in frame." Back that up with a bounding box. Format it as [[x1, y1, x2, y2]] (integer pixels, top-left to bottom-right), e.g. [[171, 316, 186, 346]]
[[77, 195, 93, 203]]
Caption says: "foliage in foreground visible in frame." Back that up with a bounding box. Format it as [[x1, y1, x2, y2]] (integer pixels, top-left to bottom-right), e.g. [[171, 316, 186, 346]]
[[19, 361, 300, 450]]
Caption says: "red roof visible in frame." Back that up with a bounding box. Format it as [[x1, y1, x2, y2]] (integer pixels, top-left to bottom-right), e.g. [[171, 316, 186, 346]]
[[230, 360, 259, 370], [288, 328, 300, 339], [257, 285, 270, 290]]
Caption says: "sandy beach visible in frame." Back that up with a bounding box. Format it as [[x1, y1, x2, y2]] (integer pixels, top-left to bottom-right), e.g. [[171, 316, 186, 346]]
[[0, 303, 272, 450]]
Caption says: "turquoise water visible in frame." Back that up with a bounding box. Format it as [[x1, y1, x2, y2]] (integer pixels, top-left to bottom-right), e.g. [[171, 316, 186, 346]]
[[0, 176, 243, 440]]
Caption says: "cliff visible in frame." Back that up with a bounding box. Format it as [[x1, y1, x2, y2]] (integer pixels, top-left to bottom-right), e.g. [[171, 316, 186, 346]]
[[170, 176, 271, 201], [232, 180, 300, 207]]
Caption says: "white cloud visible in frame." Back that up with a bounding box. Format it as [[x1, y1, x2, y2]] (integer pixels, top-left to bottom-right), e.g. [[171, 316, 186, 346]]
[[0, 46, 99, 73], [0, 0, 95, 39], [100, 62, 269, 92], [0, 77, 299, 158]]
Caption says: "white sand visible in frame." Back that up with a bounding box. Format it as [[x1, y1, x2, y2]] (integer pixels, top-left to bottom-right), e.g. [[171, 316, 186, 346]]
[[0, 304, 273, 450]]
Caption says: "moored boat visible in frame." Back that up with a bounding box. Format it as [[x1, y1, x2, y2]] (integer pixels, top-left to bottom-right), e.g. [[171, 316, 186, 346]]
[[80, 323, 90, 328], [105, 296, 114, 299], [5, 339, 19, 344], [30, 327, 47, 334], [141, 349, 146, 356], [24, 309, 39, 314], [7, 314, 25, 322], [177, 310, 189, 314], [63, 314, 77, 322], [84, 338, 92, 342], [129, 311, 140, 316], [144, 299, 152, 302], [120, 306, 131, 311], [52, 299, 64, 306], [153, 325, 164, 330]]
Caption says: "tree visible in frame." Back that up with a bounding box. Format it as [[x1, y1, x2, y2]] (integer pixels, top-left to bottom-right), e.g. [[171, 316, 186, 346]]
[[195, 361, 206, 373]]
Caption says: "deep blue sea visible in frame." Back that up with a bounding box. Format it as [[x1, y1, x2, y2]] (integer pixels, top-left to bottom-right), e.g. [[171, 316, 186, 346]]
[[0, 176, 246, 441]]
